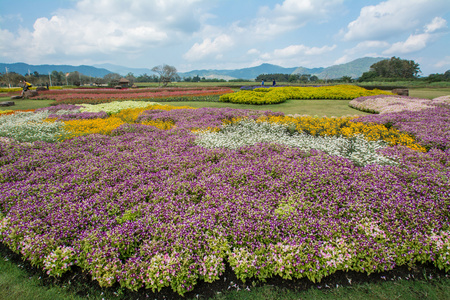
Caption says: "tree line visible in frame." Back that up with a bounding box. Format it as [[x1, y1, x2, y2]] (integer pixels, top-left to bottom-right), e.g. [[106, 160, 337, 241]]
[[0, 70, 161, 87], [257, 57, 450, 84]]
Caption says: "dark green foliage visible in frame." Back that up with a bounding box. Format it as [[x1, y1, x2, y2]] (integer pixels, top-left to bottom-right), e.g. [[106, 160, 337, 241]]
[[359, 57, 421, 82]]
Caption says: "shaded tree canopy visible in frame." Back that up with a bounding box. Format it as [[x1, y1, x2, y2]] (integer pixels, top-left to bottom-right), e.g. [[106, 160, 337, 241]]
[[369, 57, 421, 79]]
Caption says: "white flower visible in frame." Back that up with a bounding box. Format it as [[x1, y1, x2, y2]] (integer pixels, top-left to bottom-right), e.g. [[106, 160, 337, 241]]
[[195, 119, 396, 166], [79, 101, 161, 114]]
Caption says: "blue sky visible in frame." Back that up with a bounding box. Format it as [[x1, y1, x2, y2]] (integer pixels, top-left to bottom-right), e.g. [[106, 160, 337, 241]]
[[1, 0, 449, 75]]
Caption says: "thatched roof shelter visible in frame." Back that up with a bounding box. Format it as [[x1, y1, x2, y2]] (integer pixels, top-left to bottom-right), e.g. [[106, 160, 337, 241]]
[[118, 78, 130, 87]]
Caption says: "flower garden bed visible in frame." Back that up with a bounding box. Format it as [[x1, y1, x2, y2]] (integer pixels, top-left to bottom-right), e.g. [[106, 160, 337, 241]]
[[220, 85, 393, 105], [349, 94, 450, 114], [28, 87, 233, 105], [0, 94, 450, 296]]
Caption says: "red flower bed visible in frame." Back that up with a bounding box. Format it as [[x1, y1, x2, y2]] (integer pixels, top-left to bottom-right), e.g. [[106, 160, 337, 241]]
[[32, 87, 233, 104]]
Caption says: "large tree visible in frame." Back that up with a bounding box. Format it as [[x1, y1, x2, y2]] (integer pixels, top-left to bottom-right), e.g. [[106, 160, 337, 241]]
[[151, 64, 178, 86], [368, 56, 421, 79], [103, 72, 121, 86]]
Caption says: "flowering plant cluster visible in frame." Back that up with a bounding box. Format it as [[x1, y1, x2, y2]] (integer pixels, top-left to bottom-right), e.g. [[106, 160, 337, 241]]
[[1, 98, 450, 296], [78, 100, 160, 114], [0, 110, 14, 115], [43, 246, 77, 277], [32, 87, 233, 105], [250, 115, 426, 152], [349, 95, 450, 114], [354, 104, 450, 151], [0, 110, 67, 142], [195, 119, 396, 166], [220, 85, 392, 105], [0, 109, 35, 116]]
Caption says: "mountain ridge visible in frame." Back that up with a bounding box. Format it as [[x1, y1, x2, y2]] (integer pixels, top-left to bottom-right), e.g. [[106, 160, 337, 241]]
[[0, 62, 111, 78], [1, 57, 385, 80]]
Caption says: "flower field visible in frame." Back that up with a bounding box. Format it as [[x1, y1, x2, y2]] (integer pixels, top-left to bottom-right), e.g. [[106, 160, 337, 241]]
[[349, 94, 450, 114], [30, 87, 233, 105], [1, 94, 450, 296], [219, 85, 393, 104]]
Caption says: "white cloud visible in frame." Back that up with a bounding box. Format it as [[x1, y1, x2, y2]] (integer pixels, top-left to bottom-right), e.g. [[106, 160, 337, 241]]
[[249, 43, 336, 67], [434, 56, 450, 68], [269, 0, 343, 26], [253, 0, 344, 36], [183, 34, 234, 61], [247, 48, 260, 55], [334, 55, 351, 65], [273, 44, 337, 58], [383, 17, 447, 55], [342, 0, 450, 41], [182, 0, 343, 64], [424, 16, 447, 33], [383, 33, 430, 54], [0, 0, 208, 64]]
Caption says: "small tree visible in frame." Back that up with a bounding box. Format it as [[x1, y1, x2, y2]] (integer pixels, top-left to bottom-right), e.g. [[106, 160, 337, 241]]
[[151, 64, 178, 86], [125, 72, 136, 85], [103, 73, 121, 87], [341, 76, 353, 83]]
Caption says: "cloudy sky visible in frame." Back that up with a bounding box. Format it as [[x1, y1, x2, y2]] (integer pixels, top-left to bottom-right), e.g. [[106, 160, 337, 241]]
[[1, 0, 449, 75]]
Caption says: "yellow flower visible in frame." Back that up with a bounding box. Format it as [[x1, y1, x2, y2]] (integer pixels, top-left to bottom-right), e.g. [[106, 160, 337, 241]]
[[141, 119, 175, 130], [61, 117, 125, 139], [220, 85, 393, 104], [228, 115, 426, 152]]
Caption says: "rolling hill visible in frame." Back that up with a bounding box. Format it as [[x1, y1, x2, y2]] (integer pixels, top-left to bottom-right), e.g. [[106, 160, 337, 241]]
[[0, 62, 111, 77], [1, 57, 385, 80]]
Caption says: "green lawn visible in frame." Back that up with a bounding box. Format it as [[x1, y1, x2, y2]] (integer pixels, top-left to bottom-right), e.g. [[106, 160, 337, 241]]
[[0, 252, 86, 300], [0, 98, 55, 111], [2, 250, 450, 300], [409, 88, 450, 99], [166, 99, 371, 117]]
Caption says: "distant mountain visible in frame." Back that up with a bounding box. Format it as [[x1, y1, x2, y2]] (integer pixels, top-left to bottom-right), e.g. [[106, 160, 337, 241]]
[[1, 57, 386, 80], [179, 63, 298, 80], [0, 62, 111, 77], [179, 57, 385, 80], [316, 57, 385, 79], [93, 63, 155, 76]]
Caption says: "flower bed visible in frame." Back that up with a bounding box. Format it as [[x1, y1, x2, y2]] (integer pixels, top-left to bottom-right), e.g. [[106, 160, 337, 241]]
[[349, 95, 450, 114], [1, 100, 449, 296], [220, 85, 392, 105], [354, 104, 450, 151], [31, 87, 233, 105]]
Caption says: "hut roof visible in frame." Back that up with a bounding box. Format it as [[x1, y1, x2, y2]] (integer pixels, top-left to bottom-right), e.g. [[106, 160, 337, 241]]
[[119, 78, 130, 83]]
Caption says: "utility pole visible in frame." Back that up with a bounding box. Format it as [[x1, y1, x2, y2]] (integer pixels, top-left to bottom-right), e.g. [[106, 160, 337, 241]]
[[48, 72, 52, 87]]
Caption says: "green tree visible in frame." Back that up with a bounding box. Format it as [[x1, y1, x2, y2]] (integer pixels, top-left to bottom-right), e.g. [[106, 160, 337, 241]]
[[443, 70, 450, 80], [125, 72, 136, 85], [357, 70, 378, 82], [67, 71, 82, 86], [369, 56, 420, 79], [103, 73, 121, 86], [340, 76, 353, 83], [288, 74, 300, 82]]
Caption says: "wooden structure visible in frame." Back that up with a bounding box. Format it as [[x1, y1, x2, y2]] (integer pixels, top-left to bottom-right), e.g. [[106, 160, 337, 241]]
[[118, 78, 130, 88]]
